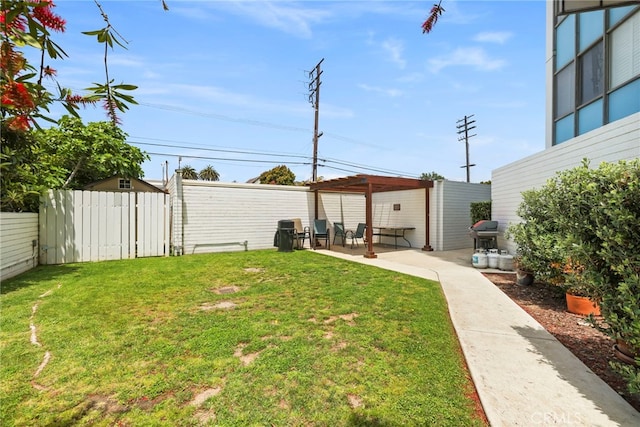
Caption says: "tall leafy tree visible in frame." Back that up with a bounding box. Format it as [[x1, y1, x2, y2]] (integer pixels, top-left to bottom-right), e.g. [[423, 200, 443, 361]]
[[1, 116, 148, 211], [258, 165, 295, 185], [199, 165, 220, 181], [420, 171, 445, 180], [34, 116, 148, 188], [180, 165, 198, 180]]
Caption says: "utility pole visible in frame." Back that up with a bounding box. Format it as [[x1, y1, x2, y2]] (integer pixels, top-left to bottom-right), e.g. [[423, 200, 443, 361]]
[[456, 114, 477, 183], [308, 58, 324, 182]]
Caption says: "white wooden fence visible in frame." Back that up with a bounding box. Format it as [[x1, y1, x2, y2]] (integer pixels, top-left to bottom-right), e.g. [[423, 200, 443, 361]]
[[39, 190, 169, 264]]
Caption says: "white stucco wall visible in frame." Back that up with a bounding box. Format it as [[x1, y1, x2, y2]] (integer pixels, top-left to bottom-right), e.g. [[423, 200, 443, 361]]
[[492, 112, 640, 253], [431, 181, 492, 251]]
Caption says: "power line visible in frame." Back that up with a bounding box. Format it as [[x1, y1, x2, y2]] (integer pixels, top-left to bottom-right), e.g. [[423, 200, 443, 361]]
[[128, 139, 416, 177], [128, 140, 311, 160], [144, 151, 312, 166]]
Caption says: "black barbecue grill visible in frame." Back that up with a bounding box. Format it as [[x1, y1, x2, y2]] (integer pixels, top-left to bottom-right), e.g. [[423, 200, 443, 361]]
[[469, 220, 498, 250]]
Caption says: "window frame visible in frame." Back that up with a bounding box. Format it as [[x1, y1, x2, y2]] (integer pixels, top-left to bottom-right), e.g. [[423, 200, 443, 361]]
[[118, 178, 132, 189], [552, 6, 639, 145]]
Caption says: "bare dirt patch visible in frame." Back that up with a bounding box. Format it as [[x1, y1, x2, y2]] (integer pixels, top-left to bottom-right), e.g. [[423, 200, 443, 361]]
[[210, 286, 241, 295], [193, 408, 216, 424], [483, 272, 640, 412], [347, 394, 363, 408], [190, 387, 223, 407], [278, 398, 290, 410], [234, 344, 262, 366], [87, 394, 128, 414], [331, 341, 348, 352], [200, 301, 237, 311], [243, 267, 264, 273], [324, 313, 359, 326]]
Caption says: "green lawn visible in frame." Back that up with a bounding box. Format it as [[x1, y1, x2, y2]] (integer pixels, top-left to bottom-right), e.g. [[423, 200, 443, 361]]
[[1, 250, 485, 426]]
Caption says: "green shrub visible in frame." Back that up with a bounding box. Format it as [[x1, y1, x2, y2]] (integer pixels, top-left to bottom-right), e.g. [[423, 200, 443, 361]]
[[507, 159, 640, 393], [470, 200, 491, 225], [504, 189, 564, 282]]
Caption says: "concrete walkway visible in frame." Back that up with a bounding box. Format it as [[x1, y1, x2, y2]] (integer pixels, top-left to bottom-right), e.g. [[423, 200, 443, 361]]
[[318, 247, 640, 426]]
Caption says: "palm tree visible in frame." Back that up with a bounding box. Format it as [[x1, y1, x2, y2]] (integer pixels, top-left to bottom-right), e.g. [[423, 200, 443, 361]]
[[199, 165, 220, 181], [181, 165, 198, 180]]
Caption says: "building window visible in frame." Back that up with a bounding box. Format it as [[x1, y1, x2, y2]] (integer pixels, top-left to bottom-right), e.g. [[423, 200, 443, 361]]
[[555, 114, 575, 145], [119, 179, 131, 189], [609, 78, 640, 122], [578, 99, 603, 134], [553, 7, 639, 145], [556, 14, 575, 69], [609, 5, 637, 26], [609, 11, 640, 89], [555, 63, 575, 118], [579, 41, 604, 105], [579, 10, 604, 51]]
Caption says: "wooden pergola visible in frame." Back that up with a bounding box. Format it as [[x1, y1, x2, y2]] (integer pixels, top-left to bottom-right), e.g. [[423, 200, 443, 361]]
[[309, 174, 434, 258]]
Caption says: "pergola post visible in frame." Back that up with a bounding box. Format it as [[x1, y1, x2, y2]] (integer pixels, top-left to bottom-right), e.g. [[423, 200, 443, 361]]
[[422, 186, 433, 251], [364, 181, 377, 258]]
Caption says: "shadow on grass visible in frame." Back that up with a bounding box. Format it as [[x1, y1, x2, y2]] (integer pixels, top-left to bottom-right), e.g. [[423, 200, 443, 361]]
[[348, 412, 395, 426], [1, 264, 81, 295]]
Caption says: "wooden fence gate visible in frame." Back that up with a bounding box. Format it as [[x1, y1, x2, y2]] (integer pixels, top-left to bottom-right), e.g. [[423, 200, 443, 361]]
[[39, 190, 170, 264]]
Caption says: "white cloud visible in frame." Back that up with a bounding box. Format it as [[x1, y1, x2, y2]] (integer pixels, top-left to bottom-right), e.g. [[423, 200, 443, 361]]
[[141, 82, 353, 119], [357, 83, 403, 97], [218, 1, 331, 38], [396, 72, 423, 83], [381, 37, 406, 69], [428, 47, 507, 73], [473, 31, 513, 44]]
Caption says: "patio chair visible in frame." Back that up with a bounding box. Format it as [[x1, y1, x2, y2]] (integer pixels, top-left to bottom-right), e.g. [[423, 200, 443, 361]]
[[292, 218, 311, 249], [333, 222, 348, 247], [313, 219, 330, 250], [349, 222, 367, 248]]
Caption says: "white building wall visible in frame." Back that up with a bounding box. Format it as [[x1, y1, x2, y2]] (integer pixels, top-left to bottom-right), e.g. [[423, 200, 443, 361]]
[[167, 173, 182, 254], [372, 189, 426, 249], [1, 212, 39, 281], [440, 181, 492, 251], [317, 192, 366, 241], [492, 112, 640, 252], [179, 180, 312, 254]]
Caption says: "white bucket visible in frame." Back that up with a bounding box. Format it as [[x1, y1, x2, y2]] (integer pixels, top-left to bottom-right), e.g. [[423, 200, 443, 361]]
[[472, 250, 488, 269], [487, 249, 500, 269]]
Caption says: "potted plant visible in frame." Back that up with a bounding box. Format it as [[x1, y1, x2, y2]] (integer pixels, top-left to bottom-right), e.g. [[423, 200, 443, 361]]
[[512, 256, 535, 286], [561, 259, 601, 316]]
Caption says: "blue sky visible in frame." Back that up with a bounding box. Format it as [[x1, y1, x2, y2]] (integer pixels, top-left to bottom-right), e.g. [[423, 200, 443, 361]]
[[45, 0, 547, 183]]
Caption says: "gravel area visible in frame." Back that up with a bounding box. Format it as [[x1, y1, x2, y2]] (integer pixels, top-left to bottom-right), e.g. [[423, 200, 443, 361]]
[[483, 272, 640, 413]]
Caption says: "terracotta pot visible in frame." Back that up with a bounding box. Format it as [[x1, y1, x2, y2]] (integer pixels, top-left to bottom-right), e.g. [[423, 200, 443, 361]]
[[565, 292, 601, 316], [613, 340, 639, 366]]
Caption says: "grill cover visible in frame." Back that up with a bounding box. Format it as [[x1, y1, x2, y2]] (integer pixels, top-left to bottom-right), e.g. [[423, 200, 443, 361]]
[[470, 220, 498, 232]]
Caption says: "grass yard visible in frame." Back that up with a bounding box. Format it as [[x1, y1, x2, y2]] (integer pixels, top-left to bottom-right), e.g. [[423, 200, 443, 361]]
[[1, 250, 485, 426]]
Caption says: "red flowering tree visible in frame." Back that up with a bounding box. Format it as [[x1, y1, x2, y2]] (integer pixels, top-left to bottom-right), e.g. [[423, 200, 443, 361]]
[[422, 1, 445, 34], [0, 0, 140, 131], [0, 0, 160, 212]]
